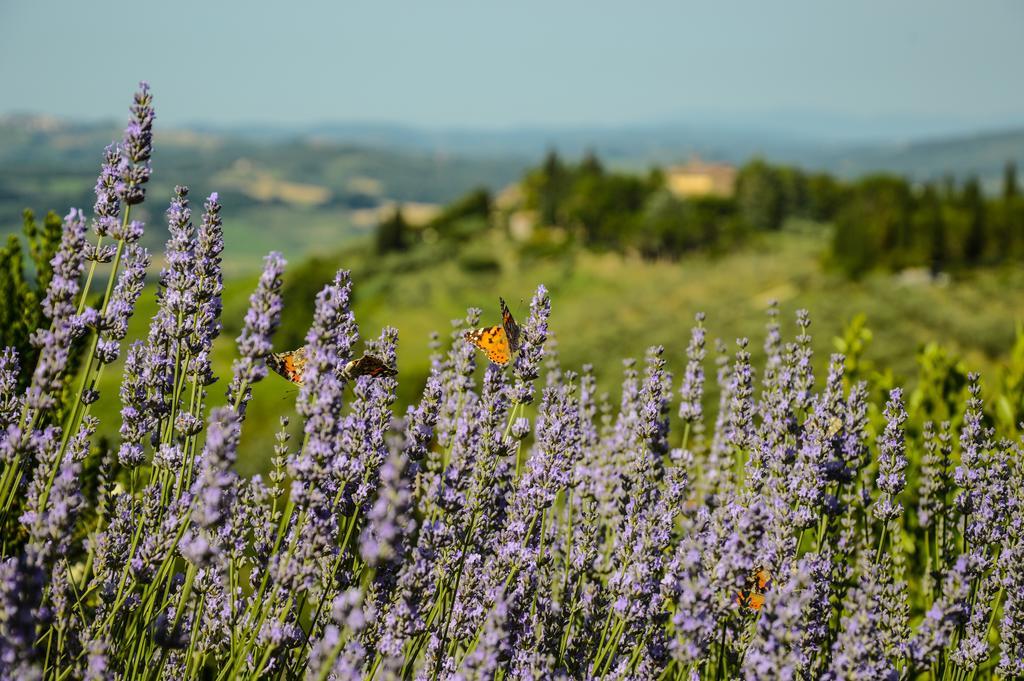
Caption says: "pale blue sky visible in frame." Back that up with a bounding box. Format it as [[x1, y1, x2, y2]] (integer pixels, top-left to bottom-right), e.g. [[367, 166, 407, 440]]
[[1, 0, 1022, 132]]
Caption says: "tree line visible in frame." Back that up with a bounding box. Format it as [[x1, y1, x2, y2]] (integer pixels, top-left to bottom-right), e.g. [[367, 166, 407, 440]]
[[377, 151, 1024, 278]]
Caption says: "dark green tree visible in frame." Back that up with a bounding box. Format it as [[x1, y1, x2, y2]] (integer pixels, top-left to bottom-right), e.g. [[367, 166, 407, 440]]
[[579, 149, 604, 177], [831, 175, 912, 276], [962, 178, 986, 265], [524, 149, 571, 226], [428, 187, 492, 240], [994, 162, 1022, 259], [1003, 160, 1019, 200], [735, 159, 785, 231], [376, 206, 409, 254], [566, 172, 650, 248], [916, 185, 947, 275], [776, 165, 808, 217], [804, 172, 842, 221]]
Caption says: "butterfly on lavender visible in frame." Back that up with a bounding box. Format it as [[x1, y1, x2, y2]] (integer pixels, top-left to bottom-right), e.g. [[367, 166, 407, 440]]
[[464, 297, 522, 366]]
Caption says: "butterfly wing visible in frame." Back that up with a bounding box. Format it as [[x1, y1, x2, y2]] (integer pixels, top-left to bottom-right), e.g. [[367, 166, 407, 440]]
[[499, 297, 521, 353], [268, 347, 307, 385], [744, 592, 766, 611], [343, 353, 398, 380], [464, 325, 512, 365], [736, 568, 771, 611]]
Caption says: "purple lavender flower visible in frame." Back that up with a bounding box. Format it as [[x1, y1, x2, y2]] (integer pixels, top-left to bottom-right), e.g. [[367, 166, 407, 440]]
[[25, 208, 88, 412], [906, 555, 972, 672], [20, 416, 94, 579], [306, 588, 370, 679], [954, 374, 986, 515], [639, 345, 673, 458], [278, 270, 359, 592], [0, 555, 45, 676], [951, 566, 1000, 671], [180, 407, 240, 566], [662, 529, 718, 669], [782, 392, 832, 530], [116, 341, 152, 467], [953, 374, 1012, 551], [0, 347, 20, 429], [506, 380, 580, 539], [435, 309, 481, 453], [343, 326, 399, 512], [917, 421, 953, 530], [760, 301, 782, 394], [40, 208, 87, 323], [726, 339, 756, 478], [593, 348, 679, 671], [742, 554, 832, 680], [137, 186, 196, 430], [708, 496, 781, 605], [705, 338, 736, 500], [359, 446, 417, 602], [873, 388, 907, 523], [678, 313, 706, 426], [184, 192, 225, 388], [226, 251, 286, 413], [402, 371, 442, 462], [455, 594, 512, 679], [96, 244, 149, 364], [92, 145, 121, 238], [510, 284, 550, 405], [790, 309, 814, 412], [827, 556, 900, 680], [117, 82, 154, 206], [82, 636, 109, 680], [998, 531, 1024, 676]]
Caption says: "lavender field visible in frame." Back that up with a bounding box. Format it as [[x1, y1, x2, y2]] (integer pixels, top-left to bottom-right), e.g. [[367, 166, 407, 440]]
[[1, 85, 1022, 681]]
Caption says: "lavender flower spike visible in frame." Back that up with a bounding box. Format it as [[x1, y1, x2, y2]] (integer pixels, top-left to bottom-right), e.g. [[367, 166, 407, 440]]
[[227, 251, 286, 414], [678, 313, 706, 425], [872, 388, 907, 523], [92, 145, 121, 238], [511, 284, 550, 404], [998, 531, 1024, 676], [117, 82, 154, 206], [96, 244, 149, 365], [25, 209, 88, 413], [0, 348, 20, 429], [180, 407, 240, 566]]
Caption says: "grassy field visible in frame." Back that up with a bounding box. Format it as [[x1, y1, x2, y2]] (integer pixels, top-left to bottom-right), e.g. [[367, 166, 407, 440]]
[[83, 221, 1024, 475]]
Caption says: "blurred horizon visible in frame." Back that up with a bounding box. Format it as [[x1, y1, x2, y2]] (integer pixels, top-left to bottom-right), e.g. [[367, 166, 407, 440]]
[[2, 0, 1023, 144]]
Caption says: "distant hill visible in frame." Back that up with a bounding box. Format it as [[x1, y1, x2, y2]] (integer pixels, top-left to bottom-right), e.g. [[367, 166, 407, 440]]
[[0, 116, 529, 274], [807, 128, 1024, 189], [198, 118, 1024, 186]]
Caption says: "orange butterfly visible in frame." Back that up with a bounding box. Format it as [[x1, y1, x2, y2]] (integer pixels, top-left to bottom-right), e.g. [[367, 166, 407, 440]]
[[268, 348, 397, 386], [464, 298, 521, 366], [736, 568, 771, 611], [268, 347, 309, 384]]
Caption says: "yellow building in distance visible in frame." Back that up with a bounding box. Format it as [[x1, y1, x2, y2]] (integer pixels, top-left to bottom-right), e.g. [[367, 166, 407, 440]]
[[664, 158, 737, 198]]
